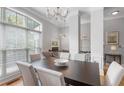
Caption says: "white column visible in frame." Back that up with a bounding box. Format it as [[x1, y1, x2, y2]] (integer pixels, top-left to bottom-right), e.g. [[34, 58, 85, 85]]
[[91, 8, 104, 75], [68, 11, 80, 60]]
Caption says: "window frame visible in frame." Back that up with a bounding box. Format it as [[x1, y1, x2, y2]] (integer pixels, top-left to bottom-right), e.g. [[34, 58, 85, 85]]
[[0, 8, 42, 81], [1, 8, 42, 32]]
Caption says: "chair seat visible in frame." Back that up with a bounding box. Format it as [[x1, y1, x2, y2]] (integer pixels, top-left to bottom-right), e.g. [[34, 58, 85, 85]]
[[100, 75, 124, 86], [101, 61, 124, 86]]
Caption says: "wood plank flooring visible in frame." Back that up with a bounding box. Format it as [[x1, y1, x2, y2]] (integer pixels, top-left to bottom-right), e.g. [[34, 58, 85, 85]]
[[0, 78, 23, 86]]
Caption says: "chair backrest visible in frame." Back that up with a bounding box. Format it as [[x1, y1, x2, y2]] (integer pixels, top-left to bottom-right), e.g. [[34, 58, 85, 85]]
[[74, 53, 85, 61], [30, 54, 41, 62], [36, 67, 65, 86], [105, 61, 124, 86], [16, 61, 38, 86], [59, 52, 70, 60]]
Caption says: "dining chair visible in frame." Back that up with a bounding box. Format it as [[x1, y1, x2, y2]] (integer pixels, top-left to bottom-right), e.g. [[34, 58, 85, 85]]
[[74, 53, 85, 61], [16, 61, 39, 86], [30, 54, 41, 62], [103, 61, 124, 86], [35, 67, 65, 86], [59, 52, 70, 60]]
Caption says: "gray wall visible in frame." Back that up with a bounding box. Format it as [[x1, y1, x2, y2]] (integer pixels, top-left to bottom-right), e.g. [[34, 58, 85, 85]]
[[104, 18, 124, 64], [79, 17, 124, 64], [42, 21, 59, 51]]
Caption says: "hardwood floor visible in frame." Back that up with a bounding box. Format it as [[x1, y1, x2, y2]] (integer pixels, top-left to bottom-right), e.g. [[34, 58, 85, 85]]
[[0, 78, 23, 86], [8, 78, 23, 86]]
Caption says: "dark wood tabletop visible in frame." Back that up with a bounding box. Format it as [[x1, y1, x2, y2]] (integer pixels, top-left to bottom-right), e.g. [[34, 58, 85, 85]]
[[32, 57, 100, 86]]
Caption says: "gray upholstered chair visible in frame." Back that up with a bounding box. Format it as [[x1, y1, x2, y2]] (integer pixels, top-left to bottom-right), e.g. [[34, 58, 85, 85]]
[[30, 54, 41, 62], [35, 67, 65, 86], [104, 61, 124, 86], [16, 61, 39, 86], [74, 53, 85, 61]]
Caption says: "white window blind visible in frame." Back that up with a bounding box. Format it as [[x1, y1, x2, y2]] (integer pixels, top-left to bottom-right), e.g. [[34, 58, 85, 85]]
[[5, 26, 26, 49], [28, 31, 41, 61], [6, 50, 26, 74], [0, 24, 4, 77], [28, 31, 40, 49], [0, 51, 2, 77], [0, 24, 42, 80], [0, 8, 42, 83], [0, 8, 1, 21]]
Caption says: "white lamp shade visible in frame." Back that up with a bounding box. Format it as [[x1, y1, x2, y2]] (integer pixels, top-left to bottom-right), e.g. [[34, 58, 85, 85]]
[[110, 45, 117, 51]]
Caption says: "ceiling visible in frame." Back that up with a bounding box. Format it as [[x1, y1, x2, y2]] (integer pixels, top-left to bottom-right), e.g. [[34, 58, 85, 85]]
[[15, 7, 124, 27], [104, 7, 124, 20], [21, 7, 92, 27]]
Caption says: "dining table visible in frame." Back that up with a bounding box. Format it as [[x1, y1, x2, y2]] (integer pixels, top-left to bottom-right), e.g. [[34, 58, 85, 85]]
[[32, 57, 100, 86]]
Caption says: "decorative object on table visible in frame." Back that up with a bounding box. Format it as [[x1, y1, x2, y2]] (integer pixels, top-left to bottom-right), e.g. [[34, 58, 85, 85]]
[[106, 31, 119, 45], [54, 59, 69, 66]]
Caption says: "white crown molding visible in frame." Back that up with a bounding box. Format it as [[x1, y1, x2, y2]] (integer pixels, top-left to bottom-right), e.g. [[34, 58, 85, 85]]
[[12, 7, 124, 28], [80, 15, 124, 25], [13, 7, 65, 28], [104, 15, 124, 21]]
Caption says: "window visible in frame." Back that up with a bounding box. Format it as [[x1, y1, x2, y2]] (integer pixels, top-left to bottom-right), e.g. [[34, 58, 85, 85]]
[[6, 49, 26, 74], [27, 18, 34, 29], [0, 51, 2, 77], [3, 8, 42, 31], [17, 14, 26, 27], [0, 24, 4, 77], [0, 8, 42, 82], [0, 8, 1, 21], [27, 18, 41, 31], [5, 26, 26, 49], [4, 25, 27, 76], [28, 31, 40, 49], [28, 31, 41, 61], [5, 9, 17, 25], [34, 21, 40, 31]]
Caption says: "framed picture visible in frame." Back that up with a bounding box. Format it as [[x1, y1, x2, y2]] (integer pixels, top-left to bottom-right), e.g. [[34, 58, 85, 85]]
[[51, 40, 59, 47], [106, 31, 119, 45], [51, 40, 59, 51]]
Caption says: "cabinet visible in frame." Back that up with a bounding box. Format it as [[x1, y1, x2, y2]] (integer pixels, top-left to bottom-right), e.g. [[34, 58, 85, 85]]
[[104, 53, 121, 64]]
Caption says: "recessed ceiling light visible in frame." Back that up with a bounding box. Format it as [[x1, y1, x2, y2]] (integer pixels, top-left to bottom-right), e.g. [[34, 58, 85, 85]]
[[112, 11, 119, 15]]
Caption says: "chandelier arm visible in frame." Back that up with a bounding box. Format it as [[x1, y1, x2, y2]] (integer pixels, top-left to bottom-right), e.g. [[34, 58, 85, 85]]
[[46, 7, 69, 21]]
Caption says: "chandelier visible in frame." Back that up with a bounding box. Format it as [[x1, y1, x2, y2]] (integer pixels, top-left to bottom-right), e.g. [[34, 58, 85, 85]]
[[46, 7, 69, 21]]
